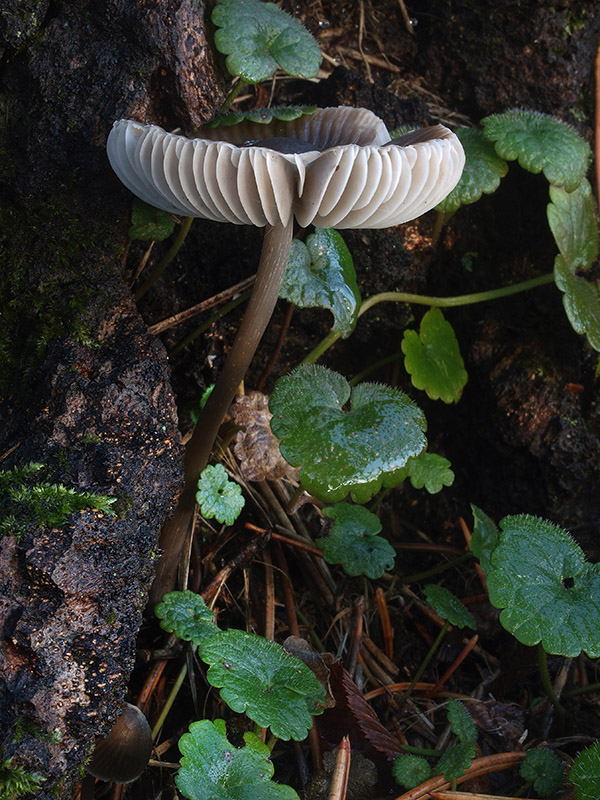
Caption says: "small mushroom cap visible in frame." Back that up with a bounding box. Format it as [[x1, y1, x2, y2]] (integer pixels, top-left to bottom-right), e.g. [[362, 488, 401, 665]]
[[107, 107, 465, 229], [86, 702, 152, 784]]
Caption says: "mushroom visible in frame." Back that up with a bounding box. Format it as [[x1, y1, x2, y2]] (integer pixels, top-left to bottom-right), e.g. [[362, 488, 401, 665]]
[[86, 702, 152, 784], [106, 107, 465, 604]]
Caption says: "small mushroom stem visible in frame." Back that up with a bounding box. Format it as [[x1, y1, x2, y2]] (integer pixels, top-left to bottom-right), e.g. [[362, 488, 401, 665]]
[[149, 217, 295, 606]]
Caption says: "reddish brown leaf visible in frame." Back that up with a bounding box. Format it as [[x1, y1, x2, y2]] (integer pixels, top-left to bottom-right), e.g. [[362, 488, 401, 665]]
[[317, 661, 401, 762]]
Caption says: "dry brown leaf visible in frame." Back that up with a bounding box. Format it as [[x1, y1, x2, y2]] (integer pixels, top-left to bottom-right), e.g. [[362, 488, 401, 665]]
[[231, 391, 300, 482], [317, 660, 402, 763], [283, 635, 336, 709]]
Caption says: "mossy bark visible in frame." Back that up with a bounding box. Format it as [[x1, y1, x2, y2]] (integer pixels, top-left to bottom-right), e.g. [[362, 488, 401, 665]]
[[0, 2, 220, 796]]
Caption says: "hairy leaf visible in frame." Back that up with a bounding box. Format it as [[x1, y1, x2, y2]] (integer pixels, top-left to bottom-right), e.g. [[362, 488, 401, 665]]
[[520, 748, 563, 797], [281, 229, 360, 338], [176, 719, 299, 800], [437, 741, 476, 781], [212, 0, 322, 83], [270, 364, 427, 503], [200, 630, 326, 741], [424, 585, 476, 630], [392, 755, 431, 789], [402, 308, 468, 403], [486, 514, 600, 656], [482, 109, 591, 191], [196, 464, 245, 527], [569, 741, 600, 800], [436, 128, 508, 213], [319, 503, 395, 578], [470, 504, 498, 574], [446, 699, 477, 745], [154, 591, 218, 645]]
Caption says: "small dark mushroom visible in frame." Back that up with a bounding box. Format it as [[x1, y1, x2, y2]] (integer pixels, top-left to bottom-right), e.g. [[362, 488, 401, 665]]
[[86, 702, 152, 784]]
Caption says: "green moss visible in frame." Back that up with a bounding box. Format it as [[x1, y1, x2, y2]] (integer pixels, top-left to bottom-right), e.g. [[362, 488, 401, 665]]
[[0, 200, 95, 397], [13, 717, 61, 745], [0, 759, 44, 800], [0, 462, 117, 539]]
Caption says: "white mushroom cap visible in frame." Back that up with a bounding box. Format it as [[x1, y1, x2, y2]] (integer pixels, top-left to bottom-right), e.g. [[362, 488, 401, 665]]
[[106, 107, 465, 230]]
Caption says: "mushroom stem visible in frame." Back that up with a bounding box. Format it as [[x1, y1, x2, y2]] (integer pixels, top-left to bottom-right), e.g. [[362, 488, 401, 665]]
[[149, 217, 294, 606]]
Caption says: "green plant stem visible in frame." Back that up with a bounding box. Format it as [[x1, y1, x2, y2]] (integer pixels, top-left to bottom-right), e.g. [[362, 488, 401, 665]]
[[349, 351, 403, 386], [431, 209, 456, 245], [221, 79, 247, 111], [151, 659, 188, 740], [135, 216, 194, 300], [537, 643, 566, 727], [149, 218, 294, 606], [400, 621, 449, 707], [564, 681, 600, 698], [295, 608, 326, 652], [302, 273, 555, 365], [398, 552, 473, 585]]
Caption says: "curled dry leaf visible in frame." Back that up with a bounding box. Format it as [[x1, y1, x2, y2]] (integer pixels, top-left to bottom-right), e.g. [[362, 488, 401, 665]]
[[231, 391, 300, 482], [283, 635, 336, 709]]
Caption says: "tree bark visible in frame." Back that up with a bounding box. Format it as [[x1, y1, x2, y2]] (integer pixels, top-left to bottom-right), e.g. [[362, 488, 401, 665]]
[[0, 2, 220, 796]]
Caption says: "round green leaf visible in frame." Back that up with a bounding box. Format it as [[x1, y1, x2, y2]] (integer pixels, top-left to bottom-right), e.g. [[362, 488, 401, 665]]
[[520, 748, 563, 797], [128, 198, 175, 241], [196, 464, 245, 526], [402, 307, 468, 404], [404, 452, 454, 494], [423, 585, 476, 630], [392, 755, 431, 789], [318, 503, 395, 579], [199, 630, 326, 741], [280, 228, 360, 339], [482, 109, 591, 192], [176, 719, 299, 800], [212, 0, 322, 84], [269, 364, 427, 504], [486, 514, 600, 657], [154, 590, 219, 645], [436, 128, 508, 213], [569, 741, 600, 800]]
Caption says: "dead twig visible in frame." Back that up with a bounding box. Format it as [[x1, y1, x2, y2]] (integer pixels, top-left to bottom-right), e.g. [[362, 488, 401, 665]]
[[328, 736, 351, 800], [147, 274, 256, 335], [375, 587, 394, 660], [393, 752, 527, 800], [396, 0, 416, 35]]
